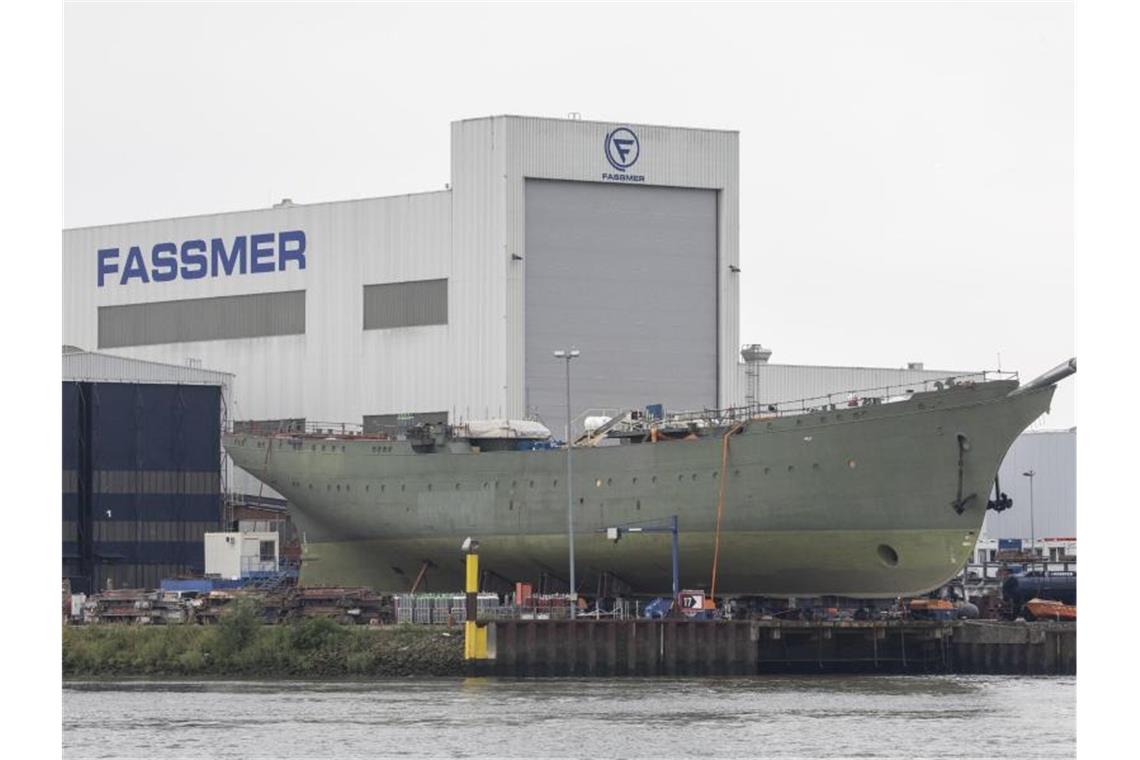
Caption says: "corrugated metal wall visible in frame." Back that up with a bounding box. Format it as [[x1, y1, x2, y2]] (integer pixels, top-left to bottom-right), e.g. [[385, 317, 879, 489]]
[[523, 180, 718, 427], [982, 429, 1076, 540], [62, 381, 223, 593], [62, 382, 84, 587], [63, 348, 237, 499], [63, 347, 235, 389], [64, 191, 454, 432]]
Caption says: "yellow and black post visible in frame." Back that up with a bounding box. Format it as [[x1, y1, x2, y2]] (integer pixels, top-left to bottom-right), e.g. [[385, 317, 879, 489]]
[[462, 537, 488, 663]]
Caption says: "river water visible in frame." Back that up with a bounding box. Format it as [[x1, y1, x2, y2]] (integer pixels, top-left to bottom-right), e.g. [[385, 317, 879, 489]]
[[63, 676, 1074, 759]]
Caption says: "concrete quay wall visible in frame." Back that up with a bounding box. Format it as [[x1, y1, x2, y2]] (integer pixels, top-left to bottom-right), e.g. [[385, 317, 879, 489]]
[[473, 619, 1076, 677]]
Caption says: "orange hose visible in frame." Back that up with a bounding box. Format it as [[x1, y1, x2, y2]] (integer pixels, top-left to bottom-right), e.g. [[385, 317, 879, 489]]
[[710, 421, 747, 602]]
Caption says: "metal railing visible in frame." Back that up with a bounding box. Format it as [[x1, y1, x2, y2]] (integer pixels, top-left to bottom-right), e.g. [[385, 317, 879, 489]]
[[961, 560, 1077, 582], [233, 420, 369, 438], [240, 555, 279, 576], [232, 370, 1018, 443], [662, 370, 1019, 427]]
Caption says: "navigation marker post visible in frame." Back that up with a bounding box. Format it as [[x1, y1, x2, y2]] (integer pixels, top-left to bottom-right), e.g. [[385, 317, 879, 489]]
[[461, 537, 488, 661]]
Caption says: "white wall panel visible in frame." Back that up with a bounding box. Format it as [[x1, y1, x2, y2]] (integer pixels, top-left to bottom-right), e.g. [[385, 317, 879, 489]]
[[62, 348, 233, 389], [64, 192, 454, 428], [983, 429, 1076, 540], [449, 117, 510, 421]]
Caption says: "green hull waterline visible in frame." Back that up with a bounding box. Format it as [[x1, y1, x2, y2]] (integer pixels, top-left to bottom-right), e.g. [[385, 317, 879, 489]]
[[225, 380, 1054, 598]]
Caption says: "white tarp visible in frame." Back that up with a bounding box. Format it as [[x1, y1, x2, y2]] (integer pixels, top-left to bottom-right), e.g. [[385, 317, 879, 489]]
[[460, 419, 552, 439]]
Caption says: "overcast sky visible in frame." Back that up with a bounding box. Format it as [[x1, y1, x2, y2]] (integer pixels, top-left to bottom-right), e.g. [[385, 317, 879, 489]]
[[64, 1, 1074, 427]]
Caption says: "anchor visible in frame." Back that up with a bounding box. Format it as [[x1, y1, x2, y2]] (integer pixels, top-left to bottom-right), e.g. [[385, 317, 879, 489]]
[[951, 433, 977, 515], [987, 474, 1014, 512]]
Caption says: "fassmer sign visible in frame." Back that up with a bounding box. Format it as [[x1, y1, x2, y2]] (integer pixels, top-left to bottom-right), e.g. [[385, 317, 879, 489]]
[[97, 230, 307, 287], [602, 127, 645, 183]]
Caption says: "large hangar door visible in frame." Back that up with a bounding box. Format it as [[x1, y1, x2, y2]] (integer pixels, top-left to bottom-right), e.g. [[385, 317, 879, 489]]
[[524, 180, 718, 432]]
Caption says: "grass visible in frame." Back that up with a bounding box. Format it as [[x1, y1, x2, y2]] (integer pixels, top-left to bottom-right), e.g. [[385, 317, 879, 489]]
[[63, 601, 464, 677]]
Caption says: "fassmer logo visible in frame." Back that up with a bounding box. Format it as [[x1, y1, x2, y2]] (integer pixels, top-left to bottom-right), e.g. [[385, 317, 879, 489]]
[[604, 127, 640, 170], [602, 127, 646, 183]]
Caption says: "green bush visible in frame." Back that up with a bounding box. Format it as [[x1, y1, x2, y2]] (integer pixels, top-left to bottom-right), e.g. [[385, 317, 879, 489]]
[[212, 597, 263, 656], [175, 649, 206, 673], [289, 616, 346, 652], [63, 622, 463, 677]]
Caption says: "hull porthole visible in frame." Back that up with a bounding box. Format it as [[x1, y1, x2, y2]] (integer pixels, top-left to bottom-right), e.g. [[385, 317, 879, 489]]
[[877, 544, 899, 567]]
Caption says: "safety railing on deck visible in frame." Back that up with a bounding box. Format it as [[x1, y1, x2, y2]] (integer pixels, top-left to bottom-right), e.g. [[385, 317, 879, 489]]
[[233, 420, 368, 438], [662, 370, 1019, 427], [233, 370, 1019, 443]]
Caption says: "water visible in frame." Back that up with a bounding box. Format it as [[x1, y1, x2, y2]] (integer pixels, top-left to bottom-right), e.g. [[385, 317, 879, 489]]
[[64, 676, 1074, 759]]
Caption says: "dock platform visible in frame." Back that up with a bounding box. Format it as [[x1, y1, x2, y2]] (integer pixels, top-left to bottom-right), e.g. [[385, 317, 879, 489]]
[[470, 619, 1075, 676]]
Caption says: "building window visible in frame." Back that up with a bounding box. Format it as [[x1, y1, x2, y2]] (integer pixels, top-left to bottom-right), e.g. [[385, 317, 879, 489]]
[[99, 290, 306, 348], [259, 541, 275, 562], [362, 278, 448, 330]]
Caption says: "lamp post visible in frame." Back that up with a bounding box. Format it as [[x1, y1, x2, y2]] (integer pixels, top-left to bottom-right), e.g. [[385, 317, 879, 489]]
[[554, 348, 581, 617], [1022, 470, 1036, 562], [603, 515, 680, 600]]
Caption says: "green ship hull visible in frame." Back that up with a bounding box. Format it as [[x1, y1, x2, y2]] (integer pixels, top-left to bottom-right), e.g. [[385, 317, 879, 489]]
[[225, 377, 1059, 597]]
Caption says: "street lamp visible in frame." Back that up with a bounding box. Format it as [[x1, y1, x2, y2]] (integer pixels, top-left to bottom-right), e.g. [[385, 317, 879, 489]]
[[1022, 470, 1036, 561], [603, 516, 680, 600], [553, 348, 581, 617]]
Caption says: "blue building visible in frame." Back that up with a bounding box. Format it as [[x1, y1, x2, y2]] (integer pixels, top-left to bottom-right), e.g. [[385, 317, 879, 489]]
[[62, 347, 233, 592]]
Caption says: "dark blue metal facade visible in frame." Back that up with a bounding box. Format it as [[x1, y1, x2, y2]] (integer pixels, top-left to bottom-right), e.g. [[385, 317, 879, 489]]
[[62, 382, 222, 592]]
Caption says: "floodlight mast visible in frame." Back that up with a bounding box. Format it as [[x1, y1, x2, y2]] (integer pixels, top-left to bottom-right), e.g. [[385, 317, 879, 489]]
[[553, 347, 581, 616]]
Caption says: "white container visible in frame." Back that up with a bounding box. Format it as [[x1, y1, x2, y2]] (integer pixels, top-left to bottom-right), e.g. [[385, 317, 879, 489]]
[[204, 531, 279, 579]]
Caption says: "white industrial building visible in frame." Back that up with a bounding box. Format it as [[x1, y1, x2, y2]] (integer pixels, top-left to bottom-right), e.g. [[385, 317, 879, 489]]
[[64, 116, 740, 477], [63, 114, 1045, 502], [982, 428, 1077, 541]]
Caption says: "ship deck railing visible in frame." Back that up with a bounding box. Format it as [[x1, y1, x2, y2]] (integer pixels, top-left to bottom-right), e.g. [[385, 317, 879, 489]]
[[229, 370, 1019, 442], [656, 369, 1019, 429], [231, 420, 372, 438]]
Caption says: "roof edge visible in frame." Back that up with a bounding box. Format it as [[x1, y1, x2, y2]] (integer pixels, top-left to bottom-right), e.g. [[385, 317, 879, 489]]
[[62, 346, 235, 379], [64, 188, 451, 233], [451, 113, 740, 135]]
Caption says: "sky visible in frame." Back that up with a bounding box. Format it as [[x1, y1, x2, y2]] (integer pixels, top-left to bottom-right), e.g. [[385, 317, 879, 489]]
[[63, 1, 1074, 427]]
